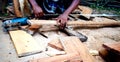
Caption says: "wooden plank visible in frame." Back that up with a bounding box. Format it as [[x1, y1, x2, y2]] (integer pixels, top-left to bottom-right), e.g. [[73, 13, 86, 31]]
[[30, 53, 78, 62], [48, 38, 63, 51], [30, 36, 81, 62], [30, 37, 95, 62], [67, 37, 95, 62], [78, 5, 93, 19], [103, 42, 120, 54], [59, 37, 83, 62], [9, 30, 43, 57], [13, 0, 22, 17]]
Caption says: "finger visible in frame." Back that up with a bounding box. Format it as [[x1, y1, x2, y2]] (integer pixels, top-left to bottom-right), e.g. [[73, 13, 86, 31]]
[[57, 19, 61, 26], [61, 21, 66, 29], [36, 14, 39, 17], [39, 13, 43, 17]]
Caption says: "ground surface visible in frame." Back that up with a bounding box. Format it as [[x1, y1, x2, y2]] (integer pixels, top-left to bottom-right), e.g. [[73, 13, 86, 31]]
[[0, 18, 120, 62]]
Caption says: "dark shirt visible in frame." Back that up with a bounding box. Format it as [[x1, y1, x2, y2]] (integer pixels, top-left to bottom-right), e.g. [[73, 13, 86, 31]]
[[36, 0, 73, 14]]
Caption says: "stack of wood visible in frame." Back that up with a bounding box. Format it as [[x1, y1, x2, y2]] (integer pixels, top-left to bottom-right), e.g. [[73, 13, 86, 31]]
[[30, 36, 95, 62]]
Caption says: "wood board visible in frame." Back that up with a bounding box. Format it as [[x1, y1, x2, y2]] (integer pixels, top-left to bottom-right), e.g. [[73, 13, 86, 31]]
[[60, 36, 95, 62], [78, 5, 93, 19], [103, 42, 120, 54], [30, 37, 95, 62], [9, 30, 43, 57], [48, 38, 63, 51]]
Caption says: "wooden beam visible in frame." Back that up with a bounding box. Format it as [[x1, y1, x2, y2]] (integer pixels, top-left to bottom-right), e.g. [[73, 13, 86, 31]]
[[29, 20, 120, 28], [9, 30, 43, 57], [13, 0, 22, 17]]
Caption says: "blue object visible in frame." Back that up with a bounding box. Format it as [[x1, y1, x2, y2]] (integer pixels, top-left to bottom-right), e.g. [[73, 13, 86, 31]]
[[2, 17, 29, 32], [10, 17, 28, 26]]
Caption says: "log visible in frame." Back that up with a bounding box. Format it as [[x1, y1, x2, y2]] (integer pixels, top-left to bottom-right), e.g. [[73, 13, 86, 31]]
[[29, 20, 120, 28], [13, 0, 22, 17], [9, 30, 43, 57]]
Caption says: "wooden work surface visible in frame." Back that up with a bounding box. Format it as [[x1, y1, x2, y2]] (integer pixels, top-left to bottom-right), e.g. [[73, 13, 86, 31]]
[[9, 30, 43, 57]]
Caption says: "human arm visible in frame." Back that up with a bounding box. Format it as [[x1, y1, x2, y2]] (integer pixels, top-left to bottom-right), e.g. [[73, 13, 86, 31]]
[[29, 0, 44, 17], [57, 0, 80, 29]]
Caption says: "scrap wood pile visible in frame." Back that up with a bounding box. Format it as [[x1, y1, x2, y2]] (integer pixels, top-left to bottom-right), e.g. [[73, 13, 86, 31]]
[[30, 37, 95, 62]]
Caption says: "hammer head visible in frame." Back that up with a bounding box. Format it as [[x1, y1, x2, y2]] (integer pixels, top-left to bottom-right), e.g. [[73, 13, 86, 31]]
[[2, 17, 29, 32]]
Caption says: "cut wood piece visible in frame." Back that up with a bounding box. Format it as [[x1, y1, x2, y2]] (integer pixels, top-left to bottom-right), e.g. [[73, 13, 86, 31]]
[[30, 37, 95, 62], [45, 51, 65, 57], [48, 38, 63, 51], [59, 37, 79, 54], [60, 36, 95, 62], [30, 36, 80, 62], [78, 5, 93, 19], [9, 30, 43, 57], [29, 25, 42, 30], [99, 47, 108, 59], [103, 42, 120, 54]]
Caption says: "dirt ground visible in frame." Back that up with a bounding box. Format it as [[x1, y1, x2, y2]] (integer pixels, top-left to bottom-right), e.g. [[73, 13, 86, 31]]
[[0, 17, 120, 62]]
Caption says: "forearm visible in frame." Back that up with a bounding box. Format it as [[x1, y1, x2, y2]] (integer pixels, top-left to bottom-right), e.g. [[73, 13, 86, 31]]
[[63, 0, 80, 16], [29, 0, 39, 7]]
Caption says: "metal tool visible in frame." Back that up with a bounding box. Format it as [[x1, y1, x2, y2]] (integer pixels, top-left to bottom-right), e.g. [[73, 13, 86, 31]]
[[60, 27, 88, 42], [2, 17, 29, 32], [2, 17, 48, 38]]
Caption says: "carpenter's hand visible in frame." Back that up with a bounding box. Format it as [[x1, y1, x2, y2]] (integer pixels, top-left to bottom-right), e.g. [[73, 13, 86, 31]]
[[56, 14, 68, 29], [33, 5, 44, 18]]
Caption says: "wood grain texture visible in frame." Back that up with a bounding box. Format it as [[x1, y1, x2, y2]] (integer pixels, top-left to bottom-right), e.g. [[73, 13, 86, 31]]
[[30, 37, 95, 62], [48, 38, 63, 51], [29, 20, 120, 28], [9, 30, 43, 57], [13, 0, 22, 17], [60, 36, 95, 62], [103, 42, 120, 54], [30, 53, 78, 62], [78, 5, 93, 19]]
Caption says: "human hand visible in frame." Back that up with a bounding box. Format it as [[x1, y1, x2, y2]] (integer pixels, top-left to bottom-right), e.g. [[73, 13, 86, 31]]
[[33, 5, 44, 18], [56, 14, 68, 29]]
